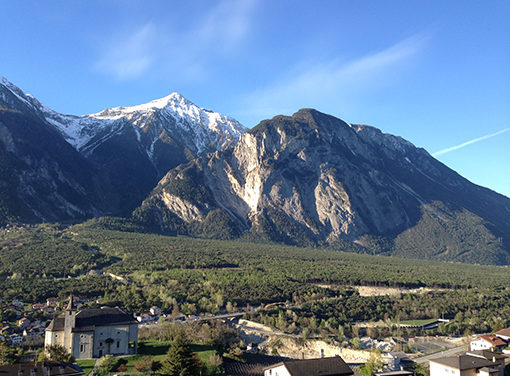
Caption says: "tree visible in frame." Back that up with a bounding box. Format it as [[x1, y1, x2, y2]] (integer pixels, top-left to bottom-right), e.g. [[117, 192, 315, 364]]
[[160, 334, 201, 376], [0, 341, 17, 365], [135, 356, 152, 373], [42, 344, 74, 363], [98, 355, 116, 374], [360, 351, 383, 376]]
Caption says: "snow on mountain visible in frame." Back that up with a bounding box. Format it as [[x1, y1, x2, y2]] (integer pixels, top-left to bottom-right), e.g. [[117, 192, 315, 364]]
[[0, 76, 245, 156]]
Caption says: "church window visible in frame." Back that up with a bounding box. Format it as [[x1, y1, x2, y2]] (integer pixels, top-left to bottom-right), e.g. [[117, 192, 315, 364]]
[[80, 344, 84, 352], [117, 341, 120, 348], [100, 342, 103, 347]]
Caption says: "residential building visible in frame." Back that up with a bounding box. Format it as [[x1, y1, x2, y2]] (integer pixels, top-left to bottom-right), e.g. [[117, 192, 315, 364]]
[[264, 356, 354, 376], [18, 317, 31, 329], [149, 306, 161, 316], [45, 297, 138, 359], [495, 328, 510, 342], [470, 335, 507, 351], [46, 298, 59, 307], [429, 354, 500, 376]]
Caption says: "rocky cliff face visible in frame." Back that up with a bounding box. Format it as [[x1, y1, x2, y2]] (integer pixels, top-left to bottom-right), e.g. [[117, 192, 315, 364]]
[[137, 109, 510, 264]]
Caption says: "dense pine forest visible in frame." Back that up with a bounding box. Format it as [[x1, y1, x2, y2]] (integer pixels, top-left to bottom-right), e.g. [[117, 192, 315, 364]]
[[1, 218, 510, 338]]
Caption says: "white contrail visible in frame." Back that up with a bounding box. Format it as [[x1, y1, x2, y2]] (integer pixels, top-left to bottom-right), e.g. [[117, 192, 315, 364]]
[[432, 127, 510, 157]]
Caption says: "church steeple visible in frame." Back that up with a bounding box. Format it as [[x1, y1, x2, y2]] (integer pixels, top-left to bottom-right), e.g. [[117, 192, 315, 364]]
[[63, 295, 76, 355]]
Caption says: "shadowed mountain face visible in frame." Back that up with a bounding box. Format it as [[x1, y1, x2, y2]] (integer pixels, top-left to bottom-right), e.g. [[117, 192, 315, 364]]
[[0, 77, 245, 221], [136, 109, 510, 265]]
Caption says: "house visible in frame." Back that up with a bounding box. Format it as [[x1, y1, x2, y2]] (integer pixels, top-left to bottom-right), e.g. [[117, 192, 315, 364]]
[[18, 317, 31, 329], [264, 356, 354, 376], [470, 335, 507, 351], [136, 313, 155, 324], [494, 328, 510, 342], [429, 354, 500, 376], [23, 329, 44, 345], [466, 351, 506, 376], [0, 361, 84, 375], [46, 298, 59, 307], [32, 303, 48, 311], [225, 353, 290, 376], [9, 334, 23, 345], [45, 296, 138, 359], [149, 306, 161, 316]]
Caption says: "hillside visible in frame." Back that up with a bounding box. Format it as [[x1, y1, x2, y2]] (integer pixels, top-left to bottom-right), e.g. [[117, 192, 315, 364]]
[[135, 109, 510, 264]]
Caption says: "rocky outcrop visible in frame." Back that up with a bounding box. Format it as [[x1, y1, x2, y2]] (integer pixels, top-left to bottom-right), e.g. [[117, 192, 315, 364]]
[[137, 109, 510, 264]]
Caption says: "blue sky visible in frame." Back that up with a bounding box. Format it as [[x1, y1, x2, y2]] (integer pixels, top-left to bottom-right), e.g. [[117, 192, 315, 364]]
[[1, 0, 509, 197]]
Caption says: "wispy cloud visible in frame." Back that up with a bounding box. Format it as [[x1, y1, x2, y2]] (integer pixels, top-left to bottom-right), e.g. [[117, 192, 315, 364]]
[[94, 0, 257, 81], [433, 127, 510, 157], [239, 34, 427, 122], [197, 0, 257, 51], [95, 23, 157, 80]]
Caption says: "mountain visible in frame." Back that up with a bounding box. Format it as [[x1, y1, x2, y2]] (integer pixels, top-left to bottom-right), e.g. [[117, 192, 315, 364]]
[[0, 76, 245, 221], [0, 78, 107, 222], [135, 109, 510, 265]]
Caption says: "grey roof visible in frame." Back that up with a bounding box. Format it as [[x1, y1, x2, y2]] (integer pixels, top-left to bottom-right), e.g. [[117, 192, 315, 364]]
[[267, 357, 354, 376], [225, 353, 290, 376], [430, 354, 498, 370], [46, 307, 136, 332], [466, 350, 506, 360]]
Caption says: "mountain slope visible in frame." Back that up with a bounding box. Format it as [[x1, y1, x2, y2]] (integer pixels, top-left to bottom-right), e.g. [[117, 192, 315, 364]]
[[0, 77, 245, 218], [135, 109, 510, 264], [0, 103, 107, 223]]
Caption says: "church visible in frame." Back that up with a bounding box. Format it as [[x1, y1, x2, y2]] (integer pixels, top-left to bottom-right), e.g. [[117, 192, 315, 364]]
[[44, 297, 138, 359]]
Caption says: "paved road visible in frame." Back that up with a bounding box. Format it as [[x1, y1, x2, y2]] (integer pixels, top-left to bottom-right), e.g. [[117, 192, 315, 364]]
[[413, 344, 466, 364]]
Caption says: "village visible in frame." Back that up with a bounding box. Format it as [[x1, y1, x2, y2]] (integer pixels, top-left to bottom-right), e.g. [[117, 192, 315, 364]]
[[1, 295, 510, 376]]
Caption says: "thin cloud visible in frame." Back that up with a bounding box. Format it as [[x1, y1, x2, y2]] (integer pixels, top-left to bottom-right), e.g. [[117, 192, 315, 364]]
[[197, 0, 257, 50], [241, 34, 427, 121], [94, 0, 257, 81], [433, 127, 510, 157], [95, 23, 157, 80]]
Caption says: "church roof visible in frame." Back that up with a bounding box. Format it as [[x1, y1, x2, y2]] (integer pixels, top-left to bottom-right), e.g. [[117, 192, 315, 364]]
[[46, 307, 137, 332]]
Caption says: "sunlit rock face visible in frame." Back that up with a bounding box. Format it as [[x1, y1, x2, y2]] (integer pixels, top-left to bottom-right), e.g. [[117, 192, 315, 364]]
[[138, 108, 510, 264]]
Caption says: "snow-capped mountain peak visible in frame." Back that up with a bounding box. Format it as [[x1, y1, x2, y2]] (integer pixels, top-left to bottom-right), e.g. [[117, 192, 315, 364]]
[[0, 76, 245, 157]]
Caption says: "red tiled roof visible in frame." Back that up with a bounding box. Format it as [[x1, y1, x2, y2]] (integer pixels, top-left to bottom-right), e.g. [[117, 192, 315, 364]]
[[476, 335, 507, 347]]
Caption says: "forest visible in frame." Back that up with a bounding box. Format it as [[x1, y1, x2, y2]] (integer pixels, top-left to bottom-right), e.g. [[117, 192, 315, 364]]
[[1, 219, 510, 338]]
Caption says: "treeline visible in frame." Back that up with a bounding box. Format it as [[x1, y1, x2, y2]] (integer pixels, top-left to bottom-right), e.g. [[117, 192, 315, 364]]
[[1, 222, 510, 340]]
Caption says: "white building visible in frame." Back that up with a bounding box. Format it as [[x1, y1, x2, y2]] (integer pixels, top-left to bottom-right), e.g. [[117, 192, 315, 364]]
[[470, 335, 507, 351], [429, 354, 499, 376], [45, 297, 138, 359]]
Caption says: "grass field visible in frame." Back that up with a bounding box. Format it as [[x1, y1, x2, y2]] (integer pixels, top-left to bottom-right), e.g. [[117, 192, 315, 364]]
[[76, 358, 96, 376], [99, 340, 218, 374]]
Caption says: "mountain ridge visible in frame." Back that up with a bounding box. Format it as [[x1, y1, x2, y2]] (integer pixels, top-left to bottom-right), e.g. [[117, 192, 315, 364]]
[[1, 77, 510, 265], [0, 76, 245, 219], [134, 108, 510, 264]]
